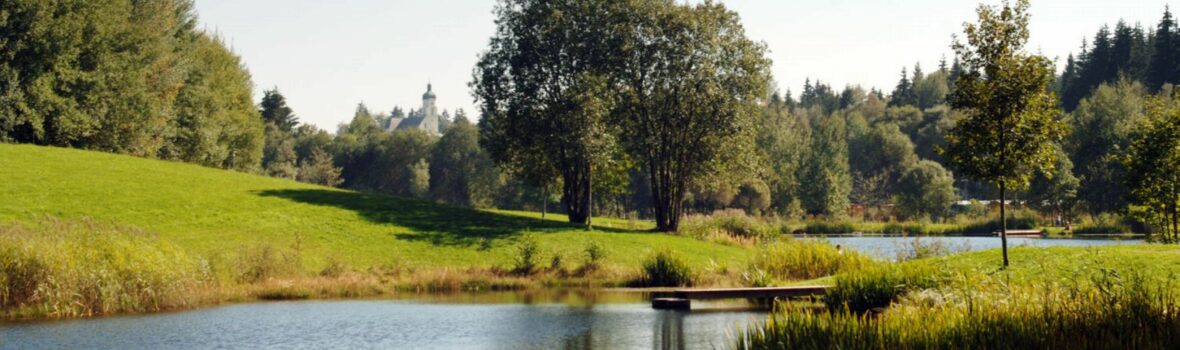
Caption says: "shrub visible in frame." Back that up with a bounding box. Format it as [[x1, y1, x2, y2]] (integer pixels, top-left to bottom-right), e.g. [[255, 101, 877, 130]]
[[1074, 213, 1132, 234], [512, 234, 540, 275], [581, 241, 606, 272], [679, 209, 773, 243], [237, 244, 303, 283], [638, 250, 694, 287], [319, 256, 348, 278], [750, 240, 873, 281]]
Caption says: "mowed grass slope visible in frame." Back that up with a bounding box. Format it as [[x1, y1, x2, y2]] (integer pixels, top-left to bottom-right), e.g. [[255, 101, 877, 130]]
[[0, 144, 749, 270]]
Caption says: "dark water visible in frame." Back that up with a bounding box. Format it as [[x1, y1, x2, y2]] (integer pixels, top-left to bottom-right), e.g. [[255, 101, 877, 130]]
[[0, 294, 765, 350], [808, 236, 1142, 260]]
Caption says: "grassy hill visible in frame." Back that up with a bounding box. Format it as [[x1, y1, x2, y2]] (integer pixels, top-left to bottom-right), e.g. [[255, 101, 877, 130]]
[[0, 144, 750, 271]]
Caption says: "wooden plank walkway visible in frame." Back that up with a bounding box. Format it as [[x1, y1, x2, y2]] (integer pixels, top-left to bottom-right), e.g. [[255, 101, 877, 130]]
[[652, 285, 830, 310]]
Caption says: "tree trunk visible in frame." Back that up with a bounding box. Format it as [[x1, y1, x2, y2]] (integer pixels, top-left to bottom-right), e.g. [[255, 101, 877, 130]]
[[562, 161, 592, 225], [586, 167, 593, 230], [1000, 180, 1010, 267], [542, 186, 548, 219]]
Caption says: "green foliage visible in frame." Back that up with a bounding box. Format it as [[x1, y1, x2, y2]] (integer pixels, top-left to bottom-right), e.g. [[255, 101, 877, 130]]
[[801, 113, 852, 217], [1066, 80, 1148, 214], [512, 234, 540, 275], [581, 241, 606, 272], [0, 0, 262, 170], [750, 240, 873, 281], [1123, 93, 1180, 241], [895, 160, 957, 220], [260, 88, 299, 132], [638, 250, 694, 287], [944, 0, 1064, 266]]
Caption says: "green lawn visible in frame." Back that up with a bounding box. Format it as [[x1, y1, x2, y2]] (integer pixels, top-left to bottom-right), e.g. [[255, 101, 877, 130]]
[[0, 144, 749, 270]]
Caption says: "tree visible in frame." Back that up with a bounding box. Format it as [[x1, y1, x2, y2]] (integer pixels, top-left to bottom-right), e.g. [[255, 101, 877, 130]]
[[297, 148, 343, 187], [1065, 80, 1148, 214], [889, 67, 915, 107], [1026, 144, 1080, 225], [943, 0, 1064, 267], [849, 123, 918, 217], [1147, 7, 1177, 92], [429, 116, 491, 206], [896, 160, 957, 221], [801, 113, 852, 217], [1124, 94, 1180, 242], [614, 1, 772, 231], [756, 97, 810, 216], [472, 0, 621, 227], [260, 88, 298, 132]]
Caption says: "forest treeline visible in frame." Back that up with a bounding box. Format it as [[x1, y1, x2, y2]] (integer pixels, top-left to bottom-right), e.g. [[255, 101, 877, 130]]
[[3, 1, 1180, 234]]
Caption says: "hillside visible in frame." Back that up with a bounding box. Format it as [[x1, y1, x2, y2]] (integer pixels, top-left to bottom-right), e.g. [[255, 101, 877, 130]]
[[0, 144, 750, 270]]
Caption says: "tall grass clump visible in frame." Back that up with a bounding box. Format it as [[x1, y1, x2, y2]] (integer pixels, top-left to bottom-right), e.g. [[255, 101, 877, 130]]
[[679, 209, 773, 244], [0, 218, 210, 318], [803, 221, 857, 235], [749, 240, 873, 282], [823, 264, 946, 313], [740, 270, 1180, 350], [235, 244, 304, 283], [636, 250, 694, 287], [893, 237, 964, 261], [1074, 213, 1133, 234]]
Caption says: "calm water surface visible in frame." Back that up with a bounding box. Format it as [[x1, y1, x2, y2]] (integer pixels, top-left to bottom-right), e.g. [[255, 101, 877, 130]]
[[0, 293, 764, 350], [807, 235, 1143, 259]]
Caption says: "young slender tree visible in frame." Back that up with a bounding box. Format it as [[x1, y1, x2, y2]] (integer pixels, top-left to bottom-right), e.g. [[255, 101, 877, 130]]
[[943, 0, 1064, 267]]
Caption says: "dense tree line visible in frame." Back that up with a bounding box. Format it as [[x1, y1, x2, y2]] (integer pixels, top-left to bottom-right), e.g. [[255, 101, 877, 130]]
[[1059, 7, 1180, 110], [0, 0, 263, 170]]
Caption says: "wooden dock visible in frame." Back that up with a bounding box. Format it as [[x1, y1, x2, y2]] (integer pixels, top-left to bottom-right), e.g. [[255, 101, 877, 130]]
[[651, 286, 830, 310]]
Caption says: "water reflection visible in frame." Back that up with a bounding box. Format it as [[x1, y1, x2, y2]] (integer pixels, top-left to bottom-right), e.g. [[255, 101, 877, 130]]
[[0, 293, 764, 350]]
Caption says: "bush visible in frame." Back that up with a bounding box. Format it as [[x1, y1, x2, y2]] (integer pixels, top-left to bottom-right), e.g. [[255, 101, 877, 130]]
[[955, 216, 1039, 235], [1074, 213, 1132, 234], [581, 241, 606, 272], [512, 234, 540, 275], [750, 240, 873, 281], [237, 244, 303, 283], [638, 250, 694, 287], [679, 209, 772, 243], [319, 256, 348, 278]]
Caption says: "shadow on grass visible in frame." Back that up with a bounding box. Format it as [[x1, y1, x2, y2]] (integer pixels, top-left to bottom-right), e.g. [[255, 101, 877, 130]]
[[257, 189, 629, 247]]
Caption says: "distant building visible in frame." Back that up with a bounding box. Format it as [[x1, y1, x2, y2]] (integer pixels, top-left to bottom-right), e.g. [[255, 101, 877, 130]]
[[387, 84, 444, 135]]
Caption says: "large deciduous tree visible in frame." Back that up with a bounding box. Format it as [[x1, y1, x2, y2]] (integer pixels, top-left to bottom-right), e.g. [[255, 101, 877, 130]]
[[472, 0, 620, 227], [943, 0, 1064, 267], [615, 1, 772, 231]]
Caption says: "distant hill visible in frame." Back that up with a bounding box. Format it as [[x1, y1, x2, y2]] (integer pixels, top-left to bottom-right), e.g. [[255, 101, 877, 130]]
[[0, 144, 748, 270]]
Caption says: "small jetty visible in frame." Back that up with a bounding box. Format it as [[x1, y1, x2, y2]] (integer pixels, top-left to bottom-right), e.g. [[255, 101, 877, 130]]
[[651, 286, 831, 310]]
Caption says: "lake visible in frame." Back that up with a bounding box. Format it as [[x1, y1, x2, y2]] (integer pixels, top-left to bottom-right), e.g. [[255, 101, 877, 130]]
[[0, 292, 765, 350], [806, 235, 1143, 260], [0, 237, 1143, 349]]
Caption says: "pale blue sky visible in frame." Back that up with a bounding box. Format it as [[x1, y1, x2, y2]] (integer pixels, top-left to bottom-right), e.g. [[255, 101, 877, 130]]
[[194, 0, 1173, 130]]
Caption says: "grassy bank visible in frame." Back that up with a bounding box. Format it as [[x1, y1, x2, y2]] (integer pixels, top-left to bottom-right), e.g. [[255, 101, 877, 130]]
[[0, 144, 758, 319], [739, 245, 1180, 349], [0, 144, 749, 272]]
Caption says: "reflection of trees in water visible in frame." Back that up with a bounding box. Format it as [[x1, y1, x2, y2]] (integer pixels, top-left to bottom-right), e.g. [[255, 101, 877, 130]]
[[655, 311, 686, 350]]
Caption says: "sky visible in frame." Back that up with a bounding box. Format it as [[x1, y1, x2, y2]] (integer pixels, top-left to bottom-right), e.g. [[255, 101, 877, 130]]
[[194, 0, 1174, 131]]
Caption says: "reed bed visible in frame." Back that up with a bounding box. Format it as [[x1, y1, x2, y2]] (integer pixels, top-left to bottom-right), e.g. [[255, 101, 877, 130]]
[[740, 251, 1180, 349], [749, 240, 874, 283]]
